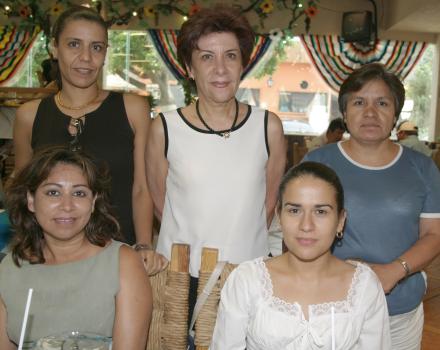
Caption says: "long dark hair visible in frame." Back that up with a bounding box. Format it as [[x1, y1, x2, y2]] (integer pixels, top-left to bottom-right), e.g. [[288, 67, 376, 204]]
[[5, 146, 121, 266], [277, 161, 345, 214]]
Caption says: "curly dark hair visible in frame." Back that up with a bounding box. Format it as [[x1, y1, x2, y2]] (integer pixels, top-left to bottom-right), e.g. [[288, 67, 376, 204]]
[[5, 146, 121, 266], [177, 5, 255, 76]]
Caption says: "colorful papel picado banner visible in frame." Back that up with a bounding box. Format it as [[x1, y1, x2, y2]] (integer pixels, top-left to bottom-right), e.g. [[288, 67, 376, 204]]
[[148, 29, 271, 81], [300, 35, 427, 91], [0, 26, 41, 84]]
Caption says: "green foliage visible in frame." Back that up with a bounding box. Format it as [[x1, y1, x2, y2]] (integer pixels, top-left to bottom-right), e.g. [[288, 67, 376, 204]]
[[9, 33, 49, 87], [181, 79, 197, 106], [405, 45, 434, 139], [253, 34, 296, 79], [0, 0, 320, 34], [106, 31, 171, 106]]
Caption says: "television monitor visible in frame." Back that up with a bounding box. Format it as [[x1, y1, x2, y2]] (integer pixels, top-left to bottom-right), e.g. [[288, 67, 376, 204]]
[[342, 11, 374, 43]]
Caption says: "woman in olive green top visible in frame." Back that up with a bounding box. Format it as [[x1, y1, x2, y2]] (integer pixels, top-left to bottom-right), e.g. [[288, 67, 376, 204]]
[[0, 146, 152, 349]]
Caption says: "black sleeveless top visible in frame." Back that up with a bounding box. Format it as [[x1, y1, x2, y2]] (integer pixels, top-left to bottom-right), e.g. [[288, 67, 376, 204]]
[[32, 92, 136, 244]]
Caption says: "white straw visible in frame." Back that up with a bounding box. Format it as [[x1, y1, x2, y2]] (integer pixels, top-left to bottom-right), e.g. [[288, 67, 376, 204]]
[[18, 288, 33, 350], [331, 306, 335, 350]]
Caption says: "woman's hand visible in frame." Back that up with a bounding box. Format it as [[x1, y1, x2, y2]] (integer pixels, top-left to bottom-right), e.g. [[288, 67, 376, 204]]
[[369, 262, 406, 294], [138, 250, 168, 276]]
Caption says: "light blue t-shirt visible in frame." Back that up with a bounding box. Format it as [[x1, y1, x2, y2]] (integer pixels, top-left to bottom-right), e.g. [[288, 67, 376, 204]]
[[304, 142, 440, 316]]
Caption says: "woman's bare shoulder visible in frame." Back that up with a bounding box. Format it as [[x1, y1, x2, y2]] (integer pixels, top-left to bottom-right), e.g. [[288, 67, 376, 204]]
[[118, 244, 146, 273], [17, 98, 42, 112], [15, 99, 42, 123], [122, 92, 149, 110], [119, 244, 138, 261]]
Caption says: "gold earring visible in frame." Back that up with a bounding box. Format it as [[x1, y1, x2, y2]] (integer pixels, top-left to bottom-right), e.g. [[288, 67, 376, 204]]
[[336, 231, 344, 239]]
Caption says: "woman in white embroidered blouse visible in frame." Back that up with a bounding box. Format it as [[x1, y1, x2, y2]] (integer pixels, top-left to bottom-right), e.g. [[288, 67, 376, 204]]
[[210, 162, 391, 350]]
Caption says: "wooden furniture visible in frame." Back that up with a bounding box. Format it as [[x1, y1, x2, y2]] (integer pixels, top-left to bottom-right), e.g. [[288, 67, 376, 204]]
[[292, 142, 308, 166], [147, 244, 190, 350], [0, 87, 57, 106], [147, 245, 236, 350], [285, 135, 308, 169], [195, 249, 236, 350]]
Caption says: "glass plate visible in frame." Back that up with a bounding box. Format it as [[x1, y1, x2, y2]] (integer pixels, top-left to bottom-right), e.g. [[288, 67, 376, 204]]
[[33, 331, 112, 350]]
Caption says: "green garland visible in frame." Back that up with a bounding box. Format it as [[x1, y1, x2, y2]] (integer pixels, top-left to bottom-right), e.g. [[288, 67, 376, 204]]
[[0, 0, 319, 103], [0, 0, 320, 36]]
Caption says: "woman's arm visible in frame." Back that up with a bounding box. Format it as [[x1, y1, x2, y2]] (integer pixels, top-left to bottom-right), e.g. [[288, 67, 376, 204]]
[[124, 94, 168, 275], [145, 115, 169, 220], [112, 245, 152, 349], [0, 296, 16, 350], [371, 217, 440, 293], [12, 100, 40, 174], [265, 112, 287, 227], [124, 94, 153, 246]]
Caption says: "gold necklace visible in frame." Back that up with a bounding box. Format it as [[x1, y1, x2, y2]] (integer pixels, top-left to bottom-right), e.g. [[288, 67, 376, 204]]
[[56, 90, 100, 111]]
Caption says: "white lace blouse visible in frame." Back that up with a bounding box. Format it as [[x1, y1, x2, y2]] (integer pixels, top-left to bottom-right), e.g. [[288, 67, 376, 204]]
[[210, 258, 391, 350]]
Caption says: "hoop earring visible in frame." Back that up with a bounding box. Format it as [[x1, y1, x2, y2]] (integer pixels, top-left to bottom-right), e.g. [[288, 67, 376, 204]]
[[336, 231, 344, 239]]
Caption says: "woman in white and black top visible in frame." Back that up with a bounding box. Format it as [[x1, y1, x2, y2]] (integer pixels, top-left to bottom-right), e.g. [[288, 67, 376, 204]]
[[146, 5, 286, 316]]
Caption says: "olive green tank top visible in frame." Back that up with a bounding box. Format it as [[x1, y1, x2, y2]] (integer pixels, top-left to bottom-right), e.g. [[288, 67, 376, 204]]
[[0, 240, 123, 347]]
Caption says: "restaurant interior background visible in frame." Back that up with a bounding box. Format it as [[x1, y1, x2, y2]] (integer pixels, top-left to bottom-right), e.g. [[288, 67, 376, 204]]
[[0, 0, 440, 140], [1, 1, 440, 348]]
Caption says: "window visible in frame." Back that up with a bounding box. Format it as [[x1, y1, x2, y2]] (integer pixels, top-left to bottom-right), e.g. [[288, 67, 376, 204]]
[[6, 31, 186, 114], [5, 32, 435, 138], [236, 88, 260, 106], [278, 92, 328, 114], [5, 33, 48, 88], [103, 31, 185, 113], [403, 44, 434, 140]]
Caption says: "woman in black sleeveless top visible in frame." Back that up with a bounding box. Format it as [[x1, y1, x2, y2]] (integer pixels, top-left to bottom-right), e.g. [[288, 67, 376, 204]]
[[13, 6, 167, 275]]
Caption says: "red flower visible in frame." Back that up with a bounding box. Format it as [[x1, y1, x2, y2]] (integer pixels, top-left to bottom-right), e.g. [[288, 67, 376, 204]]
[[189, 4, 201, 16], [19, 6, 32, 18], [304, 6, 318, 18]]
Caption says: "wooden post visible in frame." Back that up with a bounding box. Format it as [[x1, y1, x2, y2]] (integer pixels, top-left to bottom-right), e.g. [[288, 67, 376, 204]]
[[199, 248, 218, 273], [170, 243, 190, 273], [161, 243, 190, 350], [195, 248, 219, 350]]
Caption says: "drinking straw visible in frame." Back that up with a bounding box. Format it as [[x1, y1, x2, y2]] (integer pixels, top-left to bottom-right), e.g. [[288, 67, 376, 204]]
[[331, 306, 335, 350], [18, 288, 33, 350]]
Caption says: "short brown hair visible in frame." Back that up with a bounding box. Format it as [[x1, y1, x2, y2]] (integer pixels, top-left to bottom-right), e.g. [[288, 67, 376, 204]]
[[177, 5, 255, 75], [5, 146, 121, 266], [338, 63, 405, 120]]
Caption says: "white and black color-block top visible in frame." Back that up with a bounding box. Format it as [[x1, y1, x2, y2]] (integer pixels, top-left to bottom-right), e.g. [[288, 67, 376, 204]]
[[156, 105, 270, 277]]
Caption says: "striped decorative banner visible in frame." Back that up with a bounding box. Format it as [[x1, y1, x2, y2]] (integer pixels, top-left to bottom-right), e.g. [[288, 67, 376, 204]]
[[0, 26, 41, 84], [243, 34, 271, 78], [148, 29, 271, 80], [300, 35, 427, 91]]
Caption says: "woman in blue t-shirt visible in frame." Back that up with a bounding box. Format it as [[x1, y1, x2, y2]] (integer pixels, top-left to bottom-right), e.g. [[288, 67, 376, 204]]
[[305, 63, 440, 350]]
